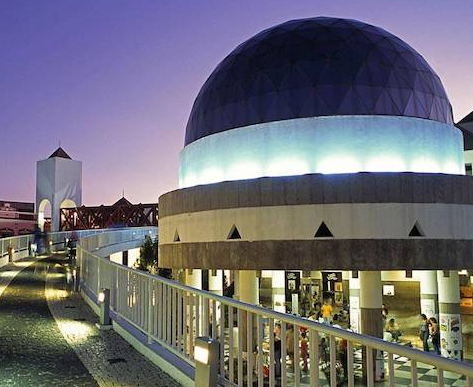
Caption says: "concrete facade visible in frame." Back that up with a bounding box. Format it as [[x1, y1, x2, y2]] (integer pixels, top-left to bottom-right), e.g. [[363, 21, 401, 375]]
[[159, 173, 473, 270]]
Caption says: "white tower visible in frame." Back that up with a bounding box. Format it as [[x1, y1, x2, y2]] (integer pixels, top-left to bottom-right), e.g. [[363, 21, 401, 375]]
[[36, 148, 82, 231]]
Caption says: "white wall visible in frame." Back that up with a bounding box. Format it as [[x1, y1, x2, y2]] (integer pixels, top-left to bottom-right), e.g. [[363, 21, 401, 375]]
[[109, 248, 140, 268], [159, 202, 473, 244], [36, 157, 82, 231]]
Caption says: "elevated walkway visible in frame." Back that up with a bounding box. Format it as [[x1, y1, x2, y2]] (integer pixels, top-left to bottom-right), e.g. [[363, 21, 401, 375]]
[[0, 251, 180, 387], [2, 229, 473, 387]]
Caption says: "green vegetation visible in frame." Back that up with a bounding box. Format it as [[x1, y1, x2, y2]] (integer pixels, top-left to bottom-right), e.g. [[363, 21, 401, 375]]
[[134, 236, 172, 279]]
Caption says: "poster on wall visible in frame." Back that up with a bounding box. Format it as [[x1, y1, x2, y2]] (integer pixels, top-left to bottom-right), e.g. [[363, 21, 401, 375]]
[[349, 295, 360, 333], [420, 299, 437, 319], [285, 271, 301, 302], [439, 313, 462, 359], [322, 271, 342, 292]]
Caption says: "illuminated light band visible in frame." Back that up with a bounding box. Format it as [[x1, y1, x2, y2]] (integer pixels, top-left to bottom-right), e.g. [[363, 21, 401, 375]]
[[179, 116, 464, 188]]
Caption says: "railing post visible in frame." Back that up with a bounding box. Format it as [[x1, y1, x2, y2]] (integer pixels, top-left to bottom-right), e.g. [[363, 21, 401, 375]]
[[247, 312, 253, 387], [219, 303, 225, 377], [329, 335, 337, 387], [309, 330, 320, 387], [281, 323, 287, 386], [147, 278, 153, 344], [257, 314, 264, 387], [269, 318, 275, 387], [347, 340, 354, 387], [366, 346, 374, 387], [237, 308, 243, 387]]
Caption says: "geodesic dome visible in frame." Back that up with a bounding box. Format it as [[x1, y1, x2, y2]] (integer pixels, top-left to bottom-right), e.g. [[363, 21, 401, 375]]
[[185, 17, 452, 146]]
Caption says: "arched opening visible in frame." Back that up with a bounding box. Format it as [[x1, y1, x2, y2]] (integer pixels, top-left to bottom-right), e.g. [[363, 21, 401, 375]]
[[38, 199, 51, 232], [60, 199, 77, 209]]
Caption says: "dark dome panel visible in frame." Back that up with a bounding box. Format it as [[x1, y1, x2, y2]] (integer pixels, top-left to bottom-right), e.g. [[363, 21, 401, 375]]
[[185, 17, 453, 146]]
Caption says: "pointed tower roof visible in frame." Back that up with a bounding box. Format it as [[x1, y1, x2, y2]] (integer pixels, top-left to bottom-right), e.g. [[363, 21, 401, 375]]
[[48, 147, 72, 160], [112, 197, 133, 207]]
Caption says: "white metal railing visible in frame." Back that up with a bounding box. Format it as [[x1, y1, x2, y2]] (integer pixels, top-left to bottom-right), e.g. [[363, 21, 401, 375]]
[[76, 228, 473, 387], [0, 227, 155, 266], [0, 233, 34, 262]]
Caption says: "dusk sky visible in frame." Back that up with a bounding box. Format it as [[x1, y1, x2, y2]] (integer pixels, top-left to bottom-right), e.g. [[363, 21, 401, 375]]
[[1, 0, 472, 206]]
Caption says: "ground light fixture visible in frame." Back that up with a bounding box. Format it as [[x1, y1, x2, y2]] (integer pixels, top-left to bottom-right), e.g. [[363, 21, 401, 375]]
[[72, 267, 80, 292], [96, 288, 112, 330], [194, 337, 219, 387]]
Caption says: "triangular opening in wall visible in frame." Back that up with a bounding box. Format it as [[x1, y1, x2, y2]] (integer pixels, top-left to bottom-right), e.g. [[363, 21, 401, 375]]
[[173, 229, 180, 242], [314, 221, 333, 238], [408, 222, 424, 237], [227, 225, 241, 240]]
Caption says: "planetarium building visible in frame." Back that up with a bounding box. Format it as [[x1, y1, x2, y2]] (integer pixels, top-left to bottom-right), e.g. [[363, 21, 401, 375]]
[[159, 17, 470, 359]]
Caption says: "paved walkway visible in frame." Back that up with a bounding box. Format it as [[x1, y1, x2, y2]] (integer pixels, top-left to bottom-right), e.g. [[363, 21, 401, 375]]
[[0, 256, 182, 387], [0, 256, 97, 387]]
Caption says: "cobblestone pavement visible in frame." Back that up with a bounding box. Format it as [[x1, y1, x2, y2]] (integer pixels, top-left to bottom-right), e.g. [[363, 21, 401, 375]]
[[45, 255, 182, 387], [0, 258, 38, 297], [0, 256, 98, 387]]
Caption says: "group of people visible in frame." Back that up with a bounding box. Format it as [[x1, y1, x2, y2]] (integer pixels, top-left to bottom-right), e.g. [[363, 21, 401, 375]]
[[307, 298, 345, 327], [273, 322, 310, 375], [382, 304, 441, 355], [420, 313, 441, 355], [272, 319, 347, 379], [267, 300, 443, 383]]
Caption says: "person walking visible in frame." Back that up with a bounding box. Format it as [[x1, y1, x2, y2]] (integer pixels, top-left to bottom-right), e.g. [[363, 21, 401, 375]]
[[420, 314, 430, 352], [321, 299, 333, 324], [429, 317, 441, 355]]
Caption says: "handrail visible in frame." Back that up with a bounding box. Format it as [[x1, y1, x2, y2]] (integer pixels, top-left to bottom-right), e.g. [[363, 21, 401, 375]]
[[76, 227, 473, 387], [105, 256, 473, 376], [0, 227, 156, 265]]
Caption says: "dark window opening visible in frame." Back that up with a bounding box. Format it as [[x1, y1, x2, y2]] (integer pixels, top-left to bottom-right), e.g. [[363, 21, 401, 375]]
[[408, 222, 424, 237], [314, 221, 334, 238], [173, 229, 180, 242], [228, 225, 241, 240]]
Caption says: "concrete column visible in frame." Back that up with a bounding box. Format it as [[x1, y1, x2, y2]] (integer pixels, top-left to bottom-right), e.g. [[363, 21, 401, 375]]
[[208, 270, 223, 295], [239, 270, 259, 305], [51, 200, 61, 232], [420, 270, 439, 320], [437, 270, 462, 360], [186, 269, 202, 289], [272, 270, 286, 313], [237, 270, 259, 353], [349, 271, 361, 333], [360, 271, 383, 381], [359, 271, 383, 337]]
